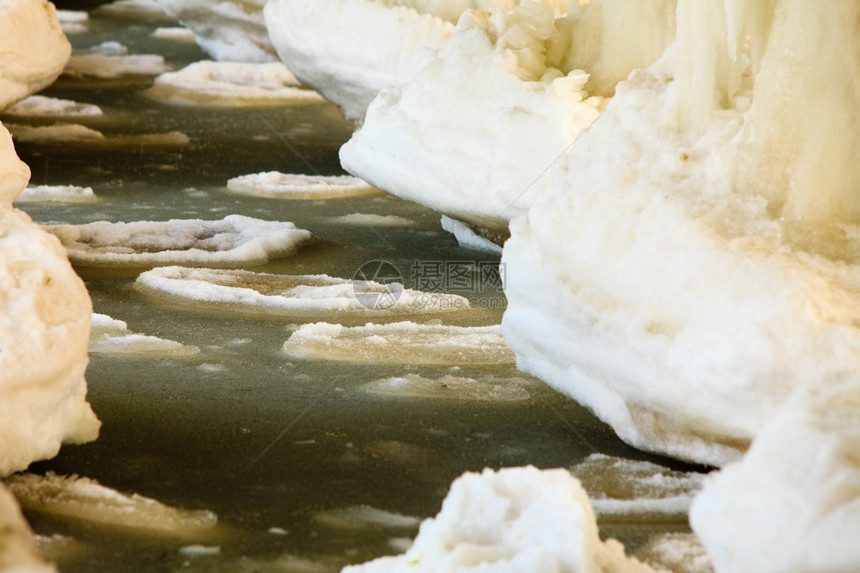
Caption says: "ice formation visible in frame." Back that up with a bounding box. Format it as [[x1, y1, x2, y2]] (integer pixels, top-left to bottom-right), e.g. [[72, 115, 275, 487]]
[[89, 313, 199, 356], [282, 321, 515, 366], [313, 505, 421, 530], [15, 185, 97, 204], [343, 466, 655, 573], [135, 266, 473, 320], [0, 0, 70, 111], [226, 172, 378, 199], [56, 9, 88, 34], [148, 60, 324, 106], [95, 0, 170, 18], [2, 95, 103, 118], [154, 0, 277, 62], [361, 373, 530, 401], [152, 26, 196, 43], [329, 213, 413, 227], [64, 41, 170, 79], [0, 482, 54, 572], [43, 214, 314, 269], [5, 472, 218, 535], [440, 215, 502, 255], [6, 123, 190, 146]]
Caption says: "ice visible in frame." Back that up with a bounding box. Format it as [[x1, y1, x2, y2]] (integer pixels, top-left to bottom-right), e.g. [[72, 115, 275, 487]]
[[329, 213, 413, 227], [15, 185, 97, 204], [43, 214, 314, 269], [634, 533, 713, 573], [361, 373, 530, 401], [440, 215, 502, 255], [313, 505, 421, 529], [343, 466, 656, 573], [148, 60, 324, 106], [89, 312, 199, 356], [281, 321, 515, 366], [56, 10, 88, 34], [135, 266, 473, 320], [64, 41, 170, 79], [226, 172, 378, 199], [152, 26, 196, 43], [95, 0, 170, 18], [0, 482, 55, 572], [5, 122, 190, 146], [4, 472, 218, 535], [179, 545, 221, 557], [154, 0, 278, 62], [2, 95, 103, 118]]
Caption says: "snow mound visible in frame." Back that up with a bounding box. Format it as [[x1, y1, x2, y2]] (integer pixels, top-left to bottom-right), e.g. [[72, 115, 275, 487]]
[[89, 313, 199, 356], [2, 95, 103, 118], [282, 321, 515, 366], [64, 41, 170, 79], [43, 214, 314, 269], [226, 171, 378, 199], [16, 185, 97, 204], [361, 373, 530, 401]]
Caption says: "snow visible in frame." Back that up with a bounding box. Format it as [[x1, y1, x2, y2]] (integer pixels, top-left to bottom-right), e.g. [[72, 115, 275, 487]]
[[135, 266, 473, 319], [64, 41, 170, 79], [440, 215, 502, 254], [343, 466, 656, 573], [148, 60, 324, 106], [0, 0, 70, 111], [281, 321, 515, 366], [0, 482, 55, 573], [43, 214, 314, 268], [313, 506, 421, 529], [361, 373, 530, 401], [634, 534, 713, 573], [89, 312, 199, 356], [154, 0, 277, 62], [226, 172, 378, 199], [16, 185, 97, 204], [2, 95, 103, 118], [5, 472, 218, 535]]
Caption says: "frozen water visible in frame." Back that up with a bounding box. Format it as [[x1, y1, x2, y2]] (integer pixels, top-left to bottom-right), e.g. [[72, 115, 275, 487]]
[[56, 10, 88, 34], [1, 95, 102, 118], [361, 373, 530, 401], [329, 213, 412, 227], [64, 41, 170, 78], [89, 312, 199, 356], [313, 505, 421, 530], [440, 215, 502, 255], [16, 185, 97, 204], [152, 26, 196, 43], [226, 172, 378, 199]]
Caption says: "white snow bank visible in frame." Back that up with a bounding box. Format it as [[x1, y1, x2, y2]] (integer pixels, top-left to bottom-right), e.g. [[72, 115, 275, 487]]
[[2, 95, 103, 118], [690, 376, 860, 573], [226, 172, 378, 199], [313, 505, 421, 530], [5, 472, 217, 535], [43, 214, 313, 268], [0, 482, 55, 573], [282, 321, 515, 366], [135, 266, 473, 320], [56, 9, 88, 34], [361, 373, 530, 401], [5, 122, 190, 146], [343, 466, 656, 573], [441, 215, 502, 254], [16, 185, 97, 204], [0, 0, 70, 111], [89, 313, 199, 356], [148, 60, 324, 106], [64, 41, 170, 79]]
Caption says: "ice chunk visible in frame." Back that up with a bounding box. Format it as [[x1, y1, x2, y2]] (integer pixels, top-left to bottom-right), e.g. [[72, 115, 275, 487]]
[[43, 214, 314, 269], [148, 60, 324, 106], [329, 213, 413, 227], [440, 215, 502, 254], [343, 466, 656, 573], [2, 95, 103, 118], [89, 313, 199, 356], [5, 122, 189, 146], [282, 321, 515, 366], [0, 482, 55, 572], [226, 172, 378, 199], [56, 10, 88, 34], [634, 533, 713, 573], [313, 505, 421, 529], [361, 373, 530, 401], [64, 41, 170, 79], [16, 185, 97, 204], [95, 0, 170, 18], [152, 26, 196, 43], [5, 472, 218, 535]]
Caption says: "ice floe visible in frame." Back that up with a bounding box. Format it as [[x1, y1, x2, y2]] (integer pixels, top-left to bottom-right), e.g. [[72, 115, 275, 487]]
[[2, 95, 103, 118], [89, 313, 199, 356], [226, 171, 378, 199], [15, 185, 97, 204], [135, 266, 472, 320], [148, 60, 324, 106], [95, 0, 170, 18], [313, 505, 421, 530], [0, 482, 54, 573], [43, 214, 314, 269], [64, 41, 170, 79], [56, 9, 88, 34], [5, 122, 190, 146], [329, 213, 413, 227], [440, 215, 502, 254], [281, 321, 515, 366], [5, 472, 218, 535], [361, 373, 530, 401], [152, 26, 196, 43]]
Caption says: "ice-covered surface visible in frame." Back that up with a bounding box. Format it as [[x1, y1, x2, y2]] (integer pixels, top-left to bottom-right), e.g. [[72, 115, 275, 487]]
[[43, 214, 314, 269], [152, 26, 196, 43], [148, 60, 324, 106], [95, 0, 170, 18], [282, 321, 515, 366], [690, 376, 860, 573], [89, 313, 199, 356], [440, 215, 502, 254], [343, 466, 656, 573], [2, 95, 103, 118], [361, 373, 530, 401], [5, 472, 218, 534], [313, 506, 421, 530], [64, 41, 170, 79], [634, 533, 713, 573], [329, 213, 413, 227], [135, 266, 473, 320], [56, 9, 88, 34], [154, 0, 276, 62], [16, 185, 97, 204], [0, 482, 55, 573], [0, 126, 99, 478], [570, 454, 704, 519], [5, 122, 190, 146], [0, 0, 70, 111], [226, 172, 378, 199]]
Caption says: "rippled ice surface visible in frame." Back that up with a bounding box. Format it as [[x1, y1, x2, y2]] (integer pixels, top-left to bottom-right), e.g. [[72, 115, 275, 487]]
[[9, 7, 705, 572]]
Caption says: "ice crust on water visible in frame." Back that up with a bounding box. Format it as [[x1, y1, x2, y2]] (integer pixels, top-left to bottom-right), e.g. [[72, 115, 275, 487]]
[[95, 0, 170, 18], [226, 172, 378, 199], [43, 214, 314, 269], [89, 313, 199, 356], [16, 185, 97, 204], [329, 213, 413, 227], [343, 466, 656, 573], [2, 95, 103, 118], [135, 266, 473, 320], [5, 472, 218, 535], [361, 373, 530, 401], [313, 506, 422, 530], [148, 60, 324, 106], [0, 482, 55, 572], [6, 122, 190, 146], [282, 321, 515, 366], [64, 41, 170, 79], [152, 26, 196, 43]]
